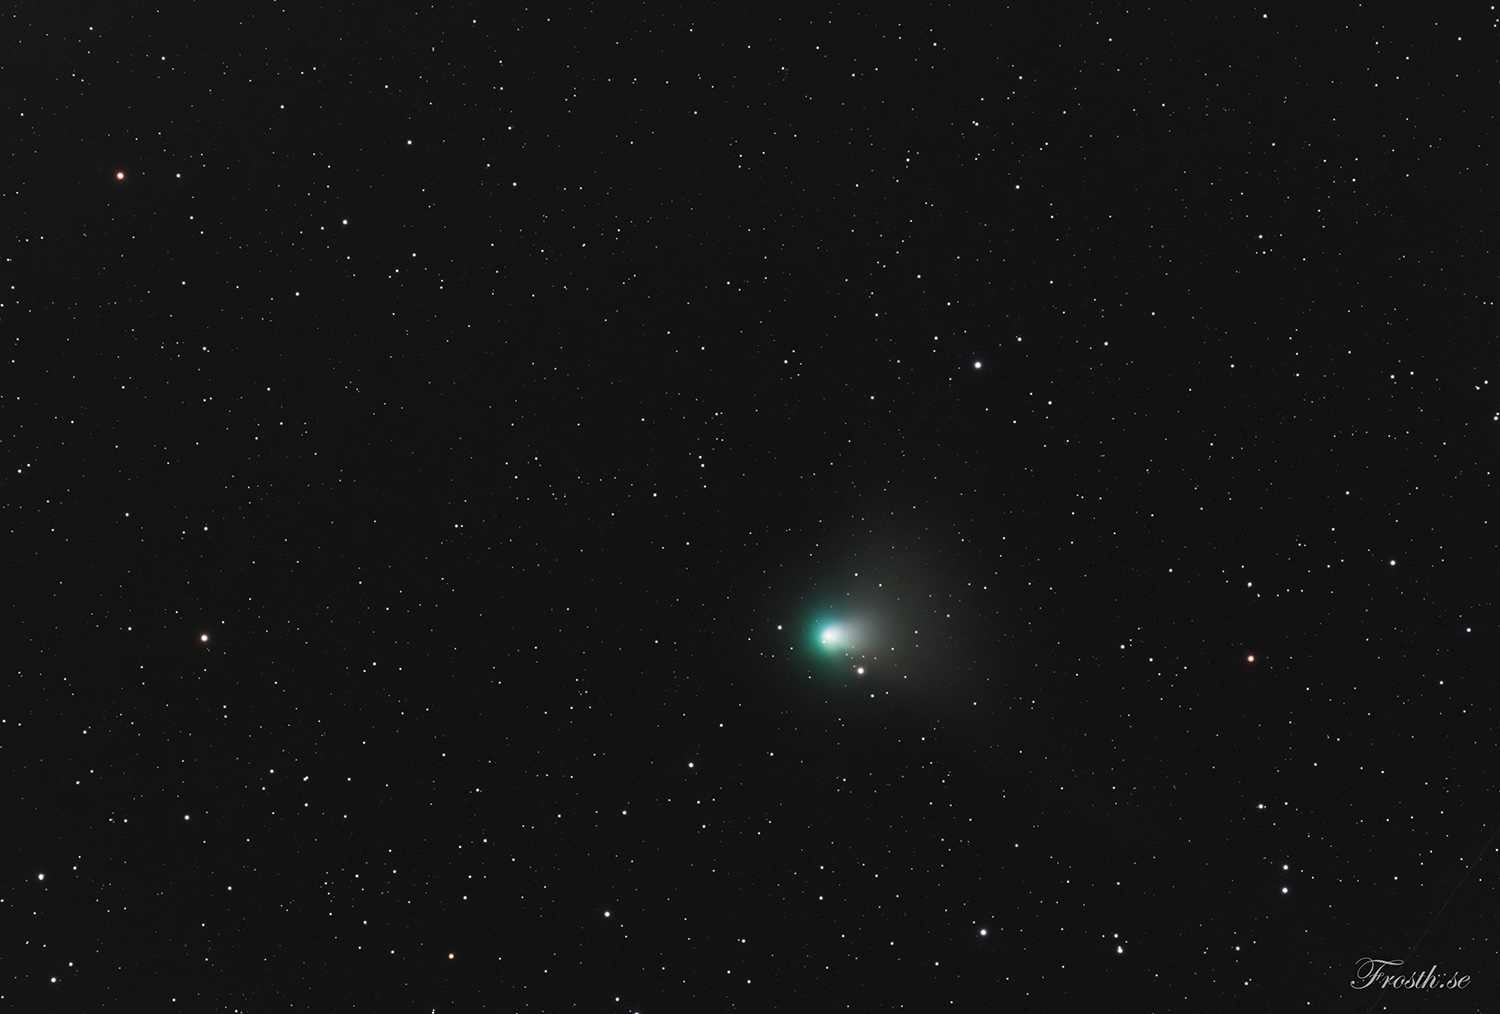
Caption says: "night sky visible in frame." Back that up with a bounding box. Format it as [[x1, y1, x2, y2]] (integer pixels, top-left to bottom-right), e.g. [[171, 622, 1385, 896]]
[[7, 4, 1500, 1011]]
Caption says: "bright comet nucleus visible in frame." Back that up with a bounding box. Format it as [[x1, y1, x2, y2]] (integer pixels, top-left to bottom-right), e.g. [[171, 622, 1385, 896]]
[[809, 616, 879, 673]]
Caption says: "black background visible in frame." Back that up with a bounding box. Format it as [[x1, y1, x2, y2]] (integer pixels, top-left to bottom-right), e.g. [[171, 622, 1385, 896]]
[[5, 3, 1499, 1010]]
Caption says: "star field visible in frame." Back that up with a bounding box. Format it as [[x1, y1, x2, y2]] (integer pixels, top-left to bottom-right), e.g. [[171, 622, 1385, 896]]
[[6, 4, 1500, 1011]]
